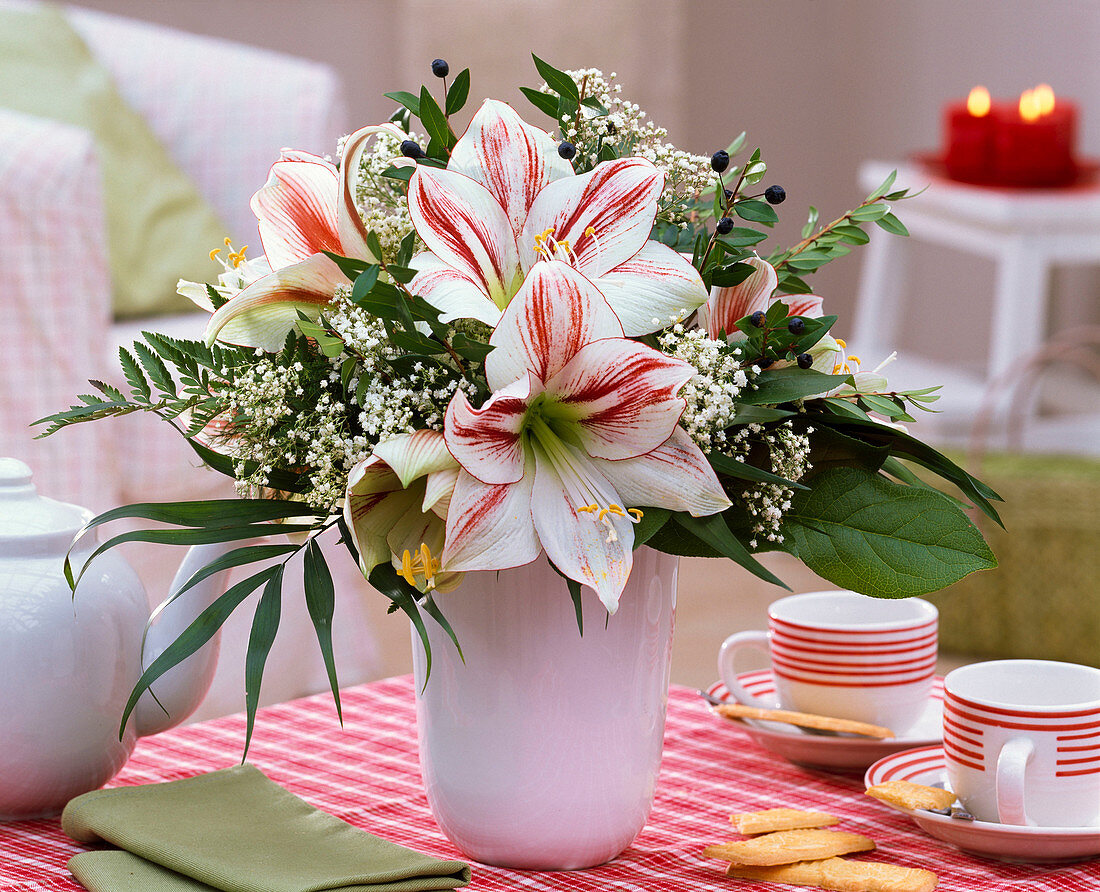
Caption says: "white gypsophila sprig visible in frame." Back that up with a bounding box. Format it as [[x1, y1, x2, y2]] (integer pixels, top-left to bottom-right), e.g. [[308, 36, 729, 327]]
[[344, 129, 420, 264], [658, 324, 749, 451], [538, 68, 712, 225], [726, 420, 813, 550]]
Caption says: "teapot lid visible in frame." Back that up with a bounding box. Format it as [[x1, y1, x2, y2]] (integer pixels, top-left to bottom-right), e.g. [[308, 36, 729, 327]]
[[0, 458, 93, 555]]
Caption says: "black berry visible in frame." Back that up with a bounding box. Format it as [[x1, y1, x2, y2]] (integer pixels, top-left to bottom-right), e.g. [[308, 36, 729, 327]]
[[787, 317, 806, 335], [711, 150, 730, 173], [723, 188, 733, 202], [765, 185, 786, 205], [557, 142, 577, 160], [716, 217, 734, 235], [431, 59, 450, 78], [750, 310, 766, 328], [797, 353, 814, 369], [758, 358, 775, 369], [400, 140, 425, 159], [606, 121, 617, 135]]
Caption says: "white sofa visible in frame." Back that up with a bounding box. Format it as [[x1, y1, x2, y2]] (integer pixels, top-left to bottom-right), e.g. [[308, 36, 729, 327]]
[[0, 6, 384, 720]]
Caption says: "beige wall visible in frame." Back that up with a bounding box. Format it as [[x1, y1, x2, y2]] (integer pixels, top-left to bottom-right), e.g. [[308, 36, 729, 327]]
[[69, 0, 1100, 335]]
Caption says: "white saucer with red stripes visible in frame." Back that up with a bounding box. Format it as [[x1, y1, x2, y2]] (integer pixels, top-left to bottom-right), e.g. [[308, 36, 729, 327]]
[[864, 746, 1100, 862], [705, 670, 943, 772]]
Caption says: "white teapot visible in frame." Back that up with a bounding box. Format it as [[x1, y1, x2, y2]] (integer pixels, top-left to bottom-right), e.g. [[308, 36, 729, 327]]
[[0, 458, 233, 819]]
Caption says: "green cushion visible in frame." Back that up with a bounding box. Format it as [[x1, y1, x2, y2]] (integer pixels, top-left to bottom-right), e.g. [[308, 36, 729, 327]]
[[0, 4, 229, 318], [928, 452, 1100, 667]]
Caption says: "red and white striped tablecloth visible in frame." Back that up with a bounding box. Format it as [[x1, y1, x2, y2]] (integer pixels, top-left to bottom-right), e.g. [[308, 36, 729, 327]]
[[2, 678, 1097, 891]]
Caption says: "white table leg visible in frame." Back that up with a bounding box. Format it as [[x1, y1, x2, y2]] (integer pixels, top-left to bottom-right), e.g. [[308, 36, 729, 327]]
[[853, 229, 910, 354], [989, 240, 1049, 383]]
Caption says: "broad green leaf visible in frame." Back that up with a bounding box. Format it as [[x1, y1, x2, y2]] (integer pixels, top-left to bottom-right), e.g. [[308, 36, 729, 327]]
[[710, 261, 756, 288], [419, 86, 453, 149], [674, 513, 789, 589], [451, 333, 494, 362], [708, 451, 809, 490], [783, 466, 996, 598], [804, 425, 889, 476], [322, 251, 371, 280], [531, 54, 580, 102], [734, 199, 778, 225], [243, 566, 284, 757], [519, 86, 560, 119], [741, 368, 849, 405], [728, 405, 795, 425], [383, 90, 420, 116], [120, 566, 277, 738], [304, 540, 342, 723], [445, 67, 471, 115], [716, 228, 768, 248]]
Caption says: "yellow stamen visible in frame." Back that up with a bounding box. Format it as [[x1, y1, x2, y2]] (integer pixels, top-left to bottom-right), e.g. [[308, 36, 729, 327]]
[[835, 338, 847, 349], [209, 248, 222, 262], [848, 354, 861, 366], [584, 226, 596, 237], [224, 236, 233, 246], [628, 508, 644, 521], [398, 543, 442, 590], [577, 504, 599, 514]]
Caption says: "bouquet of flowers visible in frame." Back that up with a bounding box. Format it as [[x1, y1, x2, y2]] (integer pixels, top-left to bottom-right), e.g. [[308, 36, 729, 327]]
[[40, 57, 998, 743]]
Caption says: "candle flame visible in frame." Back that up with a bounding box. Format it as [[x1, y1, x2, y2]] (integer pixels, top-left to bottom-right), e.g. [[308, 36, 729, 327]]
[[1019, 89, 1042, 123], [967, 86, 991, 117], [1035, 83, 1056, 115]]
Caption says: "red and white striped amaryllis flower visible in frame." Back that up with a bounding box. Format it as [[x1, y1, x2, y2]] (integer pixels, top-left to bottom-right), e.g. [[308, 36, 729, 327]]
[[440, 260, 730, 612], [204, 125, 404, 351], [343, 430, 463, 593], [700, 255, 824, 340], [408, 99, 708, 335]]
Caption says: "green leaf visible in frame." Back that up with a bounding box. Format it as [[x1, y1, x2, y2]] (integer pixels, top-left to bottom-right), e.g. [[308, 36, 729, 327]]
[[708, 452, 810, 491], [632, 506, 671, 548], [133, 340, 176, 395], [531, 54, 580, 102], [242, 565, 283, 757], [322, 251, 371, 280], [673, 513, 789, 589], [734, 199, 779, 225], [834, 224, 870, 245], [741, 368, 849, 405], [120, 566, 277, 738], [383, 90, 420, 117], [451, 333, 493, 362], [801, 413, 1003, 525], [419, 86, 453, 149], [804, 425, 889, 476], [304, 540, 342, 723], [710, 261, 756, 288], [74, 498, 317, 536], [782, 466, 996, 598], [867, 169, 897, 201], [727, 132, 747, 156], [728, 405, 795, 425], [849, 202, 889, 222], [161, 543, 300, 616], [875, 212, 909, 236], [186, 439, 310, 495], [419, 594, 464, 662], [119, 347, 151, 402], [801, 206, 819, 239], [368, 563, 433, 690], [716, 228, 768, 248], [519, 86, 560, 119], [445, 67, 471, 115]]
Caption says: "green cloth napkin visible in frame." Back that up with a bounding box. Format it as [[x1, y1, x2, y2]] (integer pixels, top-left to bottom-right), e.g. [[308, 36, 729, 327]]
[[61, 765, 471, 892]]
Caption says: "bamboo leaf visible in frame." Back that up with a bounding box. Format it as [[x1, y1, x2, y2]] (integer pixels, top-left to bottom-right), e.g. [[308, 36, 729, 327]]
[[243, 566, 284, 757], [419, 593, 464, 662], [120, 567, 277, 738], [708, 452, 810, 491], [368, 563, 433, 689], [303, 540, 342, 723]]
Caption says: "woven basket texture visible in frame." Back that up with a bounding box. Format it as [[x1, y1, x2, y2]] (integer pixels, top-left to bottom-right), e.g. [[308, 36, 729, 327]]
[[928, 452, 1100, 668]]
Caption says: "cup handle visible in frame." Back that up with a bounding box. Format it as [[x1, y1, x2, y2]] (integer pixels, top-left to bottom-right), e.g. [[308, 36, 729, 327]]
[[718, 630, 773, 708], [996, 736, 1035, 826]]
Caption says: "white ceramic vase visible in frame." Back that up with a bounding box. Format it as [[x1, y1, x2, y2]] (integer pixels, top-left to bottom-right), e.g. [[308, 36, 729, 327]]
[[411, 547, 678, 870]]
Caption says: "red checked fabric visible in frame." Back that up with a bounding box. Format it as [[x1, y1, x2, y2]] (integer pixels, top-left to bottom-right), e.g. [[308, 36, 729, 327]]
[[2, 678, 1097, 891]]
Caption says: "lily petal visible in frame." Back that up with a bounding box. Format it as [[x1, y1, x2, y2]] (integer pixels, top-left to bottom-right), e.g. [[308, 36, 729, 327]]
[[372, 429, 457, 488], [204, 253, 344, 350], [339, 124, 404, 263], [530, 443, 632, 613], [520, 157, 663, 278], [448, 99, 573, 240], [590, 426, 731, 517], [343, 457, 413, 573], [596, 241, 708, 335], [408, 166, 521, 309], [773, 293, 824, 319], [251, 151, 341, 270], [408, 251, 504, 327], [549, 339, 691, 460], [444, 374, 540, 485], [485, 260, 623, 391], [423, 466, 459, 517], [442, 468, 540, 572], [705, 255, 778, 339]]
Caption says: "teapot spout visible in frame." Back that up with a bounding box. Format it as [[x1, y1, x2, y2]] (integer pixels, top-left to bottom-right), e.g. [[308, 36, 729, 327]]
[[133, 542, 236, 737]]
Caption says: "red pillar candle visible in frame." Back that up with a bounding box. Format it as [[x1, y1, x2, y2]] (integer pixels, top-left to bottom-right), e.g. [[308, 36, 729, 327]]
[[993, 86, 1078, 187], [944, 86, 999, 183]]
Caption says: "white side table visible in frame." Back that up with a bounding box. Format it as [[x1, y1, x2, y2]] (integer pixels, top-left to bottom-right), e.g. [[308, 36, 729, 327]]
[[853, 160, 1100, 443]]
